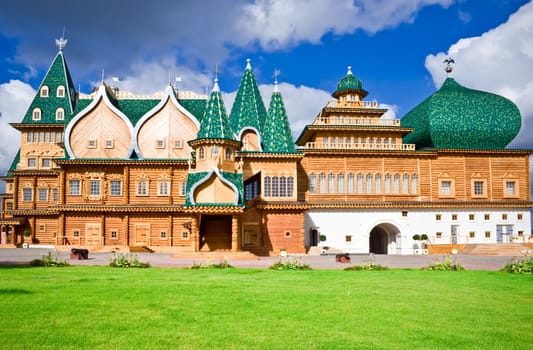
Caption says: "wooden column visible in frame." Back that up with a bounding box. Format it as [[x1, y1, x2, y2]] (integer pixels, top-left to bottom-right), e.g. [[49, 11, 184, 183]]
[[231, 215, 240, 252], [191, 215, 199, 252]]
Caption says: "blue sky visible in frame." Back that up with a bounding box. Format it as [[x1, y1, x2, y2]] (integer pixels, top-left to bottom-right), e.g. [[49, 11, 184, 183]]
[[1, 0, 532, 176]]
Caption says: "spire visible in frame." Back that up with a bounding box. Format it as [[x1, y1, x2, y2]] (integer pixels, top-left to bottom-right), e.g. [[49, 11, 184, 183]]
[[229, 59, 268, 134], [21, 43, 77, 124], [196, 77, 234, 140], [262, 80, 296, 153]]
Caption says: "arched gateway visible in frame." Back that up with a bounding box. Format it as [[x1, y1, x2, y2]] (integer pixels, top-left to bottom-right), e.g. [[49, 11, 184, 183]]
[[369, 223, 400, 254]]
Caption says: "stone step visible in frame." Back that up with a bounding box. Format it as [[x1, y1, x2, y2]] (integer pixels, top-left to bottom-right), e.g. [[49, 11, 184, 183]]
[[459, 244, 531, 256]]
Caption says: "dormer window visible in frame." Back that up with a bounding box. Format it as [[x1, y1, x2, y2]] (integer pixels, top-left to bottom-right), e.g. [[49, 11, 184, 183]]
[[56, 108, 65, 120], [40, 86, 49, 97], [32, 108, 42, 121], [56, 86, 65, 97]]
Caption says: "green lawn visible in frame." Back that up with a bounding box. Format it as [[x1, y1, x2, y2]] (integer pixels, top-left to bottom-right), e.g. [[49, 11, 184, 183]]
[[0, 266, 531, 349]]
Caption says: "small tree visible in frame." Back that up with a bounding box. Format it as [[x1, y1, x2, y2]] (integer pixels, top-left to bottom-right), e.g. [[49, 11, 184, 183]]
[[412, 234, 420, 241]]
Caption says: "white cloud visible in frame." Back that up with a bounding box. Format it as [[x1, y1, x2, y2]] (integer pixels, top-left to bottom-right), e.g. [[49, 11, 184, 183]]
[[234, 0, 454, 50], [0, 80, 34, 173], [425, 1, 533, 149]]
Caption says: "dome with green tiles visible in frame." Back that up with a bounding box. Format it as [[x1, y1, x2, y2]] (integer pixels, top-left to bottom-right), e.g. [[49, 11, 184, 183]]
[[401, 77, 521, 150], [332, 66, 368, 98]]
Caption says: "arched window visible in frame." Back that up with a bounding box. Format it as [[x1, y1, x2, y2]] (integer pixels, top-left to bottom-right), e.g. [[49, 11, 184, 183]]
[[384, 173, 391, 194], [198, 147, 205, 160], [393, 173, 400, 194], [56, 85, 65, 97], [375, 174, 382, 194], [411, 174, 418, 194], [337, 173, 344, 194], [287, 176, 294, 197], [264, 176, 271, 197], [402, 174, 410, 194], [40, 86, 49, 97], [309, 173, 316, 193], [356, 173, 364, 194], [328, 173, 335, 193], [318, 173, 326, 193], [211, 145, 219, 159], [347, 173, 354, 194], [225, 147, 232, 160], [272, 176, 279, 197], [366, 173, 373, 194], [279, 176, 287, 197], [55, 108, 65, 120], [32, 108, 41, 121]]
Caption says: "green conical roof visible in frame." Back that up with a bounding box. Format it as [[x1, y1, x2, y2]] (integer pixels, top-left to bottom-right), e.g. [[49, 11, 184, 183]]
[[196, 79, 234, 140], [401, 77, 521, 150], [22, 50, 76, 124], [262, 84, 296, 153], [332, 66, 367, 98], [229, 59, 267, 133]]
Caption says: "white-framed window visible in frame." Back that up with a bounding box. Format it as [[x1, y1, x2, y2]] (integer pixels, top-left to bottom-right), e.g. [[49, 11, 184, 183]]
[[356, 173, 363, 194], [69, 180, 81, 196], [23, 188, 33, 202], [411, 174, 418, 194], [225, 147, 232, 160], [264, 176, 271, 197], [38, 188, 48, 202], [271, 176, 279, 197], [211, 145, 219, 158], [42, 158, 51, 168], [90, 180, 101, 196], [402, 174, 409, 194], [28, 158, 37, 168], [366, 173, 372, 194], [160, 231, 167, 239], [73, 230, 80, 238], [337, 173, 344, 194], [174, 139, 183, 149], [182, 231, 189, 240], [473, 181, 484, 196], [440, 180, 452, 196], [347, 173, 354, 194], [110, 180, 122, 196], [318, 173, 326, 194], [158, 181, 170, 196], [87, 139, 97, 149], [505, 181, 516, 196], [39, 224, 46, 232], [328, 173, 335, 194], [56, 85, 65, 97], [287, 176, 294, 197], [52, 188, 58, 202], [105, 139, 114, 149], [198, 147, 205, 160], [393, 174, 400, 194], [279, 177, 287, 197], [55, 108, 65, 120], [40, 86, 49, 97], [309, 173, 316, 194], [384, 173, 391, 194], [111, 231, 118, 239], [137, 180, 149, 196], [32, 108, 41, 121], [375, 174, 382, 194], [180, 182, 187, 196]]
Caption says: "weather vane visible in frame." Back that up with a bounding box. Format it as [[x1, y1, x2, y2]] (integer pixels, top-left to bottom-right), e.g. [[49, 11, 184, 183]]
[[444, 57, 455, 75], [273, 69, 281, 84], [55, 26, 68, 51]]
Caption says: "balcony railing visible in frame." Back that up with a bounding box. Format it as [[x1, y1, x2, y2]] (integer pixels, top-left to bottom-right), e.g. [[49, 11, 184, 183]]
[[326, 100, 378, 108], [303, 142, 416, 151], [313, 115, 400, 126]]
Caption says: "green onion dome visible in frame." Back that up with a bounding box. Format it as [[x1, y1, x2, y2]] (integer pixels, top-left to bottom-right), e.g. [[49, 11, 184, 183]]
[[401, 77, 521, 150], [332, 66, 368, 98]]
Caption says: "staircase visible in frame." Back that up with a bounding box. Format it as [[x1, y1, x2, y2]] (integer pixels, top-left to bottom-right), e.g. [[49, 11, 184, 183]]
[[129, 246, 154, 253], [459, 244, 531, 256]]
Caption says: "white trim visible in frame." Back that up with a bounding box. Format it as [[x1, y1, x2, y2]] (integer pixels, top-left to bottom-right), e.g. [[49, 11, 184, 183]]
[[64, 84, 135, 159], [188, 168, 240, 205], [236, 127, 263, 151], [133, 85, 201, 159]]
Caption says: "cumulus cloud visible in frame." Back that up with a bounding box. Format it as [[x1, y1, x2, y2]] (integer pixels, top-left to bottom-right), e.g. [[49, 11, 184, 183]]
[[425, 1, 533, 149], [234, 0, 454, 50], [0, 80, 35, 173]]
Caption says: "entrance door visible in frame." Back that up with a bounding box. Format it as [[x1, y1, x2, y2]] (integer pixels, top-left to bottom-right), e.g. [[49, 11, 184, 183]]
[[135, 224, 150, 246], [496, 225, 513, 243], [369, 228, 388, 254], [85, 223, 101, 246], [310, 228, 319, 247], [200, 215, 232, 251]]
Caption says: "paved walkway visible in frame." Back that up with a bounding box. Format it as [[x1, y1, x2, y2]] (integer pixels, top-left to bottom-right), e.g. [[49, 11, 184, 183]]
[[0, 248, 520, 270]]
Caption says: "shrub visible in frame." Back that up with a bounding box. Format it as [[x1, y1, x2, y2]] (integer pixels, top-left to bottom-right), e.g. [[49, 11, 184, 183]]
[[269, 258, 312, 270], [30, 251, 69, 267], [187, 259, 233, 269], [420, 234, 428, 240], [344, 259, 389, 271], [109, 253, 150, 268], [501, 256, 533, 274], [412, 234, 420, 241], [422, 255, 464, 271]]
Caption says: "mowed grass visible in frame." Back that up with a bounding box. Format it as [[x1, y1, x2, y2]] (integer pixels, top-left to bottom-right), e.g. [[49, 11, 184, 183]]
[[0, 266, 531, 350]]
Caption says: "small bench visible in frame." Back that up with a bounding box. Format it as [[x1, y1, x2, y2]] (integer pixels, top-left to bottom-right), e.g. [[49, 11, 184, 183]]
[[70, 248, 89, 260]]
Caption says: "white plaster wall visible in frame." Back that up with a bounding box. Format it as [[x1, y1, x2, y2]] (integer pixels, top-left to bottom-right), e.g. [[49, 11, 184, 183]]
[[305, 208, 531, 255]]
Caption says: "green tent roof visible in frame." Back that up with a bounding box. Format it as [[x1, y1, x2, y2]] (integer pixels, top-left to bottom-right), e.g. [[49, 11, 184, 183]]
[[262, 85, 296, 153], [196, 79, 234, 140]]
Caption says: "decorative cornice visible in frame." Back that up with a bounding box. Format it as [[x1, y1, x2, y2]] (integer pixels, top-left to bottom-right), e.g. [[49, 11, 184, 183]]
[[303, 200, 533, 209], [237, 151, 303, 159], [10, 123, 65, 129], [54, 159, 190, 166], [10, 169, 60, 176]]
